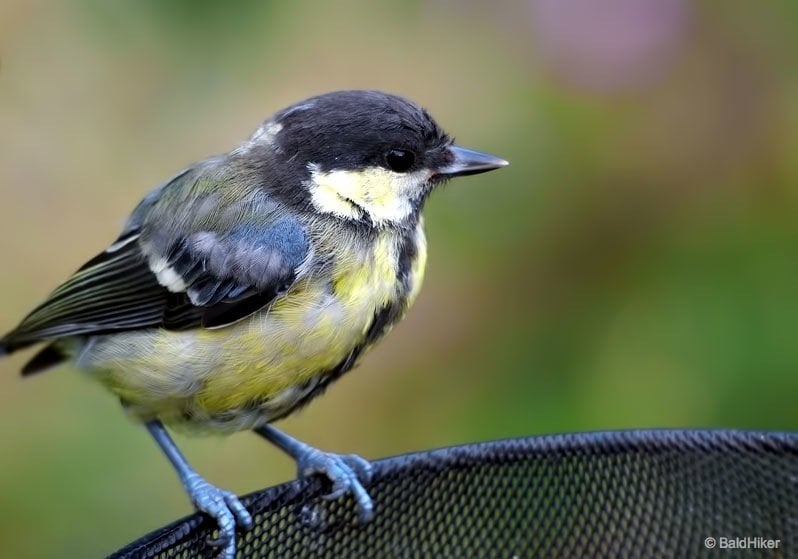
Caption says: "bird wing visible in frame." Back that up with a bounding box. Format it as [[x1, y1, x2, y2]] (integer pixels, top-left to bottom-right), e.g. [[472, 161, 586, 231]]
[[1, 160, 310, 354]]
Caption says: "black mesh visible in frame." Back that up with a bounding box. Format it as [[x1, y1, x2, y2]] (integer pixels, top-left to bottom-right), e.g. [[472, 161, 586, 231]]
[[110, 429, 798, 558]]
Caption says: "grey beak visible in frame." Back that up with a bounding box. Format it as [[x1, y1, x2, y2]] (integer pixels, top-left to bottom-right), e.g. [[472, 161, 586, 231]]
[[435, 145, 509, 178]]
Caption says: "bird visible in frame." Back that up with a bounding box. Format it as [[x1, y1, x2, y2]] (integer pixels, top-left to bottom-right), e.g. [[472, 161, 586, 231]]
[[0, 89, 507, 558]]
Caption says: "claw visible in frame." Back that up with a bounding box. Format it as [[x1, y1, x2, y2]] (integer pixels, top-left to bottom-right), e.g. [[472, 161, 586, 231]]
[[298, 450, 375, 523], [184, 472, 252, 559], [253, 425, 376, 524]]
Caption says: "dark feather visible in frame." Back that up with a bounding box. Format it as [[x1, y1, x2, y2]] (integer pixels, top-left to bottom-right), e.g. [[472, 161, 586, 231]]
[[201, 291, 279, 329], [21, 344, 68, 376], [162, 293, 205, 330], [4, 240, 167, 346]]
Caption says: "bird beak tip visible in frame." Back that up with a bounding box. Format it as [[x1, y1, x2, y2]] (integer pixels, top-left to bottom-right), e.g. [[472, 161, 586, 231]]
[[435, 145, 509, 178]]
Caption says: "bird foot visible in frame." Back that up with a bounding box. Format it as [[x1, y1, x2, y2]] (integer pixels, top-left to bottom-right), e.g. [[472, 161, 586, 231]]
[[183, 472, 253, 559], [296, 449, 374, 523]]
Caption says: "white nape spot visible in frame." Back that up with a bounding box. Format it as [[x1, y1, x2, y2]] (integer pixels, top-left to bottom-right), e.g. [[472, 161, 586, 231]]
[[306, 164, 430, 224], [105, 233, 139, 253], [234, 120, 283, 153], [150, 257, 188, 292], [253, 121, 283, 144]]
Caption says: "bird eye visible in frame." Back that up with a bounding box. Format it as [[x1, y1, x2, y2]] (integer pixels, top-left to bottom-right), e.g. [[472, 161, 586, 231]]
[[385, 149, 416, 173]]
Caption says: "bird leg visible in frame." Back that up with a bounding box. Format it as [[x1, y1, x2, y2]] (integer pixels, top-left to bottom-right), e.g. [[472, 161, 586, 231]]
[[253, 424, 374, 522], [146, 420, 252, 559]]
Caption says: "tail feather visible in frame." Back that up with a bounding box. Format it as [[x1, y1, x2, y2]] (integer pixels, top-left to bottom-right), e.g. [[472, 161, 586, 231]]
[[0, 335, 34, 357], [21, 344, 68, 376], [0, 336, 68, 374]]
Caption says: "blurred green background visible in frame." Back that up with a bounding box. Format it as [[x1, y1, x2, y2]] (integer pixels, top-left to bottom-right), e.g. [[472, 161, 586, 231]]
[[1, 0, 797, 556]]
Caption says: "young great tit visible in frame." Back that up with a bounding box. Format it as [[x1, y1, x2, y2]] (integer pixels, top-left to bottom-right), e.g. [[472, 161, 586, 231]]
[[0, 90, 507, 558]]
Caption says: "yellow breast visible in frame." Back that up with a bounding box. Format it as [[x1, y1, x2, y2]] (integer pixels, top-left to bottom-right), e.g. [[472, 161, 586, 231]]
[[197, 232, 402, 409], [87, 225, 426, 433]]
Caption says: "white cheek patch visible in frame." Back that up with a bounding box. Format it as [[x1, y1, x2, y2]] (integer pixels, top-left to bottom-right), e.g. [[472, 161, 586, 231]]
[[308, 174, 363, 220], [150, 257, 188, 293], [307, 164, 429, 224]]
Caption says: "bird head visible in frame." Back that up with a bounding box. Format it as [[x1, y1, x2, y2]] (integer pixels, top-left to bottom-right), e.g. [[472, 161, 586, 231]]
[[239, 90, 507, 228]]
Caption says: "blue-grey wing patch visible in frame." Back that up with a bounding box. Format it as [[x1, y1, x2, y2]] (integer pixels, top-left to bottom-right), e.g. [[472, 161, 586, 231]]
[[158, 216, 309, 328]]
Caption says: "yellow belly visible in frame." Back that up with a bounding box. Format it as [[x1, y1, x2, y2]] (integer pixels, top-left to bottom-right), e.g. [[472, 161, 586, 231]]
[[77, 228, 427, 433]]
